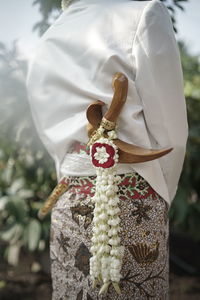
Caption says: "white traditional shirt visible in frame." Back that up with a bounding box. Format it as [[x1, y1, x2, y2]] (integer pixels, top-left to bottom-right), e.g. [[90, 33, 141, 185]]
[[26, 0, 188, 206]]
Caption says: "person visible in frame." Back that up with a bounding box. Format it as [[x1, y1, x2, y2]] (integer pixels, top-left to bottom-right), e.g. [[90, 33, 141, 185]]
[[26, 0, 188, 299]]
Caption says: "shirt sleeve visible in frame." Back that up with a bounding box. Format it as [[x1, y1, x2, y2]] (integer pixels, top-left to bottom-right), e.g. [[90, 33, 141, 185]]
[[133, 0, 188, 201]]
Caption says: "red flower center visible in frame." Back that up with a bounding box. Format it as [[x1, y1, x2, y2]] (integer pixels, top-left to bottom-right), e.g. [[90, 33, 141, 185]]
[[91, 143, 115, 168]]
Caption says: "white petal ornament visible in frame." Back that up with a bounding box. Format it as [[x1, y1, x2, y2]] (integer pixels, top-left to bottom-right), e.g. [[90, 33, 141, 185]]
[[89, 134, 124, 295]]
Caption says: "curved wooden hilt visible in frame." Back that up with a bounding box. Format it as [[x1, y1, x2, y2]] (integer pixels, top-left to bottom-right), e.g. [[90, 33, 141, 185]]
[[86, 72, 173, 163], [86, 100, 104, 137], [86, 72, 128, 129], [104, 72, 128, 122]]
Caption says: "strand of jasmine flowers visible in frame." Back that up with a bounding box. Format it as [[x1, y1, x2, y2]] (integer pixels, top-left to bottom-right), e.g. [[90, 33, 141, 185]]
[[89, 137, 124, 295], [90, 168, 110, 285], [107, 170, 124, 294]]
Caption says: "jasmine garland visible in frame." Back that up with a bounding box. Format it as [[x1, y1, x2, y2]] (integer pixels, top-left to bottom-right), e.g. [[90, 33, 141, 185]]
[[89, 134, 125, 295]]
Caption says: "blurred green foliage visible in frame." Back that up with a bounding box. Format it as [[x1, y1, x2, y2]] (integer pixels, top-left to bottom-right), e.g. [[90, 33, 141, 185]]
[[0, 42, 56, 266], [169, 42, 200, 241]]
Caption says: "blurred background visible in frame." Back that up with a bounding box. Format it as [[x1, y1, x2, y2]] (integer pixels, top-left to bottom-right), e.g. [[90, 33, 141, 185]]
[[0, 0, 200, 299]]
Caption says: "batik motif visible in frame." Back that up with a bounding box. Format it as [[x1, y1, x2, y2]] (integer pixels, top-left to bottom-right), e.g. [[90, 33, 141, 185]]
[[50, 171, 169, 300]]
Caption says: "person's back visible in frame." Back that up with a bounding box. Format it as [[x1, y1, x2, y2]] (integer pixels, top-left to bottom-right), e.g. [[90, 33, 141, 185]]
[[27, 0, 188, 298], [27, 0, 187, 206]]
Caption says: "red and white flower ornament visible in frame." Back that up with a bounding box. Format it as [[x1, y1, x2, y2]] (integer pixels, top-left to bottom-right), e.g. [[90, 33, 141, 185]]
[[89, 130, 124, 295], [91, 142, 116, 168]]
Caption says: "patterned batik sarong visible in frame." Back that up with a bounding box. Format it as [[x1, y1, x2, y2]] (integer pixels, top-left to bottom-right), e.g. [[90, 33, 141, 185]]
[[50, 143, 169, 300]]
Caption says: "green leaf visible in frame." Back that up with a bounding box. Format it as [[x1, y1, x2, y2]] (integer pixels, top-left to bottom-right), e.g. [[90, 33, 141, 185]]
[[7, 178, 25, 195], [27, 219, 42, 251], [0, 223, 23, 244], [169, 186, 190, 224], [0, 196, 9, 211], [1, 224, 17, 242], [7, 242, 21, 266], [5, 196, 28, 223], [0, 281, 6, 289]]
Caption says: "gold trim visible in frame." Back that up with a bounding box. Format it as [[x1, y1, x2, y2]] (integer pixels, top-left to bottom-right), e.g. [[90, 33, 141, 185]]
[[101, 117, 116, 130]]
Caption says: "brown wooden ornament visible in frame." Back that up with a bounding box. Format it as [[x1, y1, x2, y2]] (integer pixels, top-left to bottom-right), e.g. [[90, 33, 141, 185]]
[[86, 72, 173, 163], [38, 178, 69, 220]]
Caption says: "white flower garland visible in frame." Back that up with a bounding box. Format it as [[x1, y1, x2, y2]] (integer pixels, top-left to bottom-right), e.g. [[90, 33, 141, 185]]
[[89, 133, 124, 295]]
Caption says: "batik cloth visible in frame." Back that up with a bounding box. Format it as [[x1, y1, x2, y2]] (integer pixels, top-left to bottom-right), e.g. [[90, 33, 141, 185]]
[[50, 145, 169, 300]]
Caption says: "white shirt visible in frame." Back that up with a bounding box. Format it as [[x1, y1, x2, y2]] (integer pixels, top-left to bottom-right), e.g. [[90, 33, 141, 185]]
[[26, 0, 188, 206]]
